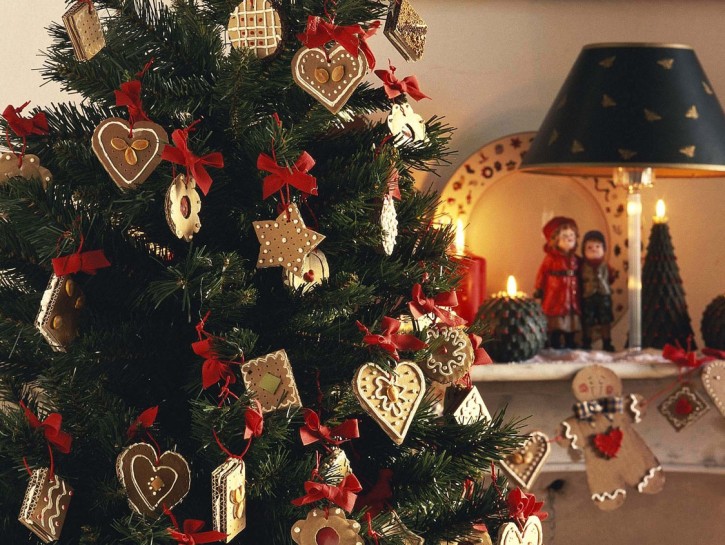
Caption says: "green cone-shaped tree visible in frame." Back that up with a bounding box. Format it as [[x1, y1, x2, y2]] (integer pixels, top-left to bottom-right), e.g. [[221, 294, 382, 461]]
[[0, 1, 522, 543]]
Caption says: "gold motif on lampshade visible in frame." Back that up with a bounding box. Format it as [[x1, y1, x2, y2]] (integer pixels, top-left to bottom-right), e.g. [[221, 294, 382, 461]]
[[521, 43, 725, 178]]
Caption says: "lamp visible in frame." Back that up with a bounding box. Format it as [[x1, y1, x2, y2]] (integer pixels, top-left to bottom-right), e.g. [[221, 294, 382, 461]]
[[521, 43, 725, 350]]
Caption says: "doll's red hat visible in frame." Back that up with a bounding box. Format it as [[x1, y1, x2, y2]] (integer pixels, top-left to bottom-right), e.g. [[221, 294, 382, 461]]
[[543, 216, 578, 241]]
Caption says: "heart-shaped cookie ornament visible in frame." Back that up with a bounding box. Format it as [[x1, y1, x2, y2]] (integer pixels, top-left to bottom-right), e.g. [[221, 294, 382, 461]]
[[500, 431, 552, 491], [593, 427, 623, 459], [497, 516, 543, 545], [116, 442, 191, 518], [291, 44, 368, 114], [352, 361, 425, 445], [702, 360, 725, 418], [92, 117, 168, 190]]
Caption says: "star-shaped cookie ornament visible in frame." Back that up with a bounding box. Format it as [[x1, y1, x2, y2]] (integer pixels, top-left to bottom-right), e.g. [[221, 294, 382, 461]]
[[253, 203, 325, 277]]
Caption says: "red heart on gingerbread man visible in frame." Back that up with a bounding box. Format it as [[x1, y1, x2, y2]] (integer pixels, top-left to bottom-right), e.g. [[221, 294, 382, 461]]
[[594, 427, 623, 458]]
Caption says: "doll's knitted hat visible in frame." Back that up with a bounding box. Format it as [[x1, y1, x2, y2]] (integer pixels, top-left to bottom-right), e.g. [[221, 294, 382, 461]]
[[543, 216, 578, 241], [582, 230, 606, 252]]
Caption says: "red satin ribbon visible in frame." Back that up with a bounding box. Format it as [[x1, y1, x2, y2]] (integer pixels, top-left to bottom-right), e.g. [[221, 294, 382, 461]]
[[702, 347, 725, 359], [408, 283, 467, 327], [127, 406, 158, 439], [51, 248, 110, 277], [374, 63, 430, 101], [297, 16, 379, 70], [356, 316, 427, 361], [299, 409, 359, 446], [244, 400, 264, 440], [662, 343, 713, 369], [257, 151, 317, 200], [21, 401, 72, 454], [2, 102, 49, 167], [162, 121, 224, 196], [354, 468, 393, 516], [292, 473, 362, 513], [506, 487, 548, 523], [469, 334, 493, 365], [168, 519, 227, 544], [192, 338, 237, 390], [114, 79, 150, 127]]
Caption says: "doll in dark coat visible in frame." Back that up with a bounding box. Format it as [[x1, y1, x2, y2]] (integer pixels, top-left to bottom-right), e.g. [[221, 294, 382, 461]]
[[580, 230, 615, 351]]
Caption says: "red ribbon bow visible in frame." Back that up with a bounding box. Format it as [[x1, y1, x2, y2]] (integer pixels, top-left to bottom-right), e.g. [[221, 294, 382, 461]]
[[662, 343, 713, 369], [354, 468, 393, 516], [506, 488, 548, 522], [2, 102, 49, 167], [244, 400, 264, 440], [168, 519, 227, 545], [356, 317, 427, 361], [257, 151, 318, 200], [192, 338, 237, 390], [374, 63, 430, 101], [469, 334, 493, 365], [162, 121, 224, 196], [21, 402, 72, 454], [408, 283, 467, 327], [292, 473, 362, 513], [114, 79, 150, 127], [297, 16, 379, 70], [299, 409, 359, 446], [127, 406, 158, 440], [52, 247, 111, 277]]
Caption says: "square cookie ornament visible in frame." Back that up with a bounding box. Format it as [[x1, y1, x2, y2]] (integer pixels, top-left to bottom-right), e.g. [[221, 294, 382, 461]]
[[18, 468, 73, 543], [212, 458, 246, 542], [62, 1, 106, 61], [35, 274, 85, 352], [384, 0, 427, 62], [658, 383, 709, 431], [240, 349, 302, 413], [227, 0, 283, 59]]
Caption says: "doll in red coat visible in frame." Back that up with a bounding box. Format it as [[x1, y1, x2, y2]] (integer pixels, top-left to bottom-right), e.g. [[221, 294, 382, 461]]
[[534, 216, 581, 349]]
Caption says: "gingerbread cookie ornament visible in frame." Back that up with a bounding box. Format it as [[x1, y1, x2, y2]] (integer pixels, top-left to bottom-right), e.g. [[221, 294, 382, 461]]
[[62, 1, 106, 61], [227, 0, 283, 59], [0, 153, 52, 188], [702, 360, 725, 417], [292, 44, 368, 114], [387, 102, 427, 146], [164, 174, 202, 241], [497, 516, 543, 545], [499, 431, 552, 491], [291, 508, 363, 545], [212, 458, 246, 542], [559, 365, 665, 510], [35, 274, 85, 352], [423, 327, 474, 384], [240, 349, 302, 413], [18, 468, 73, 543]]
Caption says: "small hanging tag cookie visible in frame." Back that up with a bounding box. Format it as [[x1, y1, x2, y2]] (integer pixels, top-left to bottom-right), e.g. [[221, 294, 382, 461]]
[[701, 360, 725, 418], [292, 44, 368, 114], [384, 0, 427, 62], [212, 458, 246, 542], [423, 327, 474, 384], [320, 447, 352, 485], [387, 101, 427, 146], [0, 153, 52, 188], [35, 274, 85, 352], [499, 431, 551, 491], [18, 468, 73, 544], [253, 203, 325, 277], [497, 516, 543, 545], [240, 349, 302, 413], [353, 361, 425, 445], [445, 385, 491, 425], [116, 442, 191, 518], [165, 174, 202, 242], [658, 383, 710, 431], [291, 508, 363, 545], [62, 1, 106, 61], [227, 0, 283, 59], [91, 117, 168, 190], [381, 194, 398, 255], [284, 249, 329, 292]]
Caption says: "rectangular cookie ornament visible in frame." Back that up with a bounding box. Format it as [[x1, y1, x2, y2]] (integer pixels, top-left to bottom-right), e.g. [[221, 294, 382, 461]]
[[240, 349, 302, 413], [212, 458, 246, 542], [18, 468, 73, 543], [62, 1, 106, 61], [384, 0, 427, 62], [35, 274, 85, 352]]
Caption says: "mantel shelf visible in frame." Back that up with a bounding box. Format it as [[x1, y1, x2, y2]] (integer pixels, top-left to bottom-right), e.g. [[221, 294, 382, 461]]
[[470, 349, 682, 382]]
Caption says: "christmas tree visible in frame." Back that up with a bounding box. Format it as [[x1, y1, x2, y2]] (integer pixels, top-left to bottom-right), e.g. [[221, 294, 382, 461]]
[[0, 1, 525, 544], [642, 219, 696, 349]]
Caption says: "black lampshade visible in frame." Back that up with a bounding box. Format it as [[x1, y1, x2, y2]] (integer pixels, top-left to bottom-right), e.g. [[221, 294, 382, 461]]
[[521, 43, 725, 177]]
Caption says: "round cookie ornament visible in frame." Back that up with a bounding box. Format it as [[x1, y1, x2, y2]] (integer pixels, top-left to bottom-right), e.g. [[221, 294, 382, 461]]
[[291, 508, 363, 545], [284, 249, 329, 292], [423, 326, 474, 383], [227, 0, 283, 59], [165, 174, 202, 242]]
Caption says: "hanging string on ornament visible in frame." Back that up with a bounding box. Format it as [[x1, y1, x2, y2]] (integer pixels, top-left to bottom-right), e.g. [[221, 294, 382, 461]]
[[2, 101, 48, 168], [20, 401, 72, 481], [192, 311, 242, 398]]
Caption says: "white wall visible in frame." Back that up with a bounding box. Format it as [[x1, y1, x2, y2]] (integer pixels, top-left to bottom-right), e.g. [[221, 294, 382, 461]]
[[3, 0, 724, 348]]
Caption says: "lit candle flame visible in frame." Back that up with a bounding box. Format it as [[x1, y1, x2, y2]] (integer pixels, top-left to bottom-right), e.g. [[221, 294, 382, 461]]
[[506, 275, 518, 297], [654, 199, 667, 223], [455, 218, 466, 255]]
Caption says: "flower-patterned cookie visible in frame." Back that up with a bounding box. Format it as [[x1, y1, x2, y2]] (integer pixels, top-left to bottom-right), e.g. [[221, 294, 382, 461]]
[[423, 327, 474, 384], [164, 174, 202, 242], [291, 508, 363, 545]]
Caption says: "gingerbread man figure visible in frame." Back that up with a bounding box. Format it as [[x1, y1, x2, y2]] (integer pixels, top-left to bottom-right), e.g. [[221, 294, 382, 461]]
[[559, 365, 665, 510]]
